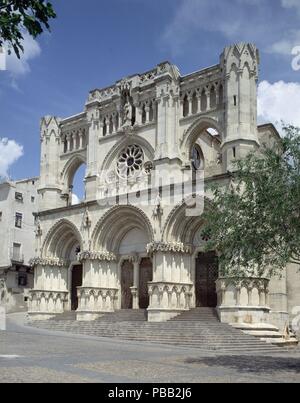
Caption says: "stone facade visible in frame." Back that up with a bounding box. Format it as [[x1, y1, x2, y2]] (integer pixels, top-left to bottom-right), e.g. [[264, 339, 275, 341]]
[[0, 178, 39, 312], [28, 43, 300, 334]]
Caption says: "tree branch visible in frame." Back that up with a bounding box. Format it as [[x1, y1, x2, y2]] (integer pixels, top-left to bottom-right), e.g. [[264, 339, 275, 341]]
[[0, 2, 15, 11]]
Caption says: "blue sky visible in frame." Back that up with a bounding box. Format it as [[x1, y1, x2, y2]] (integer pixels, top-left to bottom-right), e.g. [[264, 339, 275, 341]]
[[0, 0, 300, 184]]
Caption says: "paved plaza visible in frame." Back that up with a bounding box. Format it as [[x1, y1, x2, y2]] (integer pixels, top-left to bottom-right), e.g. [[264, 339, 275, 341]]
[[0, 314, 299, 383]]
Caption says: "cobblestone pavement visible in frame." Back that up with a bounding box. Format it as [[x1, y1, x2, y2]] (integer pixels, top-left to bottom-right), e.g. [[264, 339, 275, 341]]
[[0, 313, 300, 383]]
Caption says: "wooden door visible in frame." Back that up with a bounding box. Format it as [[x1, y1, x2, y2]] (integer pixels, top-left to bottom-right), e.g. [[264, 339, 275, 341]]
[[195, 252, 218, 307], [71, 265, 83, 311], [139, 258, 153, 309], [121, 261, 134, 309]]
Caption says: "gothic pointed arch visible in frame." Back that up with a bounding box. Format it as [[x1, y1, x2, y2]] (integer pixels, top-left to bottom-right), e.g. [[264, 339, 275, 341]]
[[61, 153, 86, 192], [162, 197, 212, 246], [92, 205, 154, 253], [42, 219, 83, 260], [180, 116, 222, 162], [100, 134, 155, 174]]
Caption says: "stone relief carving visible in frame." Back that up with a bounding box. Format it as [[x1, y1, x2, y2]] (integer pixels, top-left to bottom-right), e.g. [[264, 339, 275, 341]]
[[77, 251, 117, 262], [147, 242, 192, 255], [83, 208, 92, 228], [29, 257, 70, 268]]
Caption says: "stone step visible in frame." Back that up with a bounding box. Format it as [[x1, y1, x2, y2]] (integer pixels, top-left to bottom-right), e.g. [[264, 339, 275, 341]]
[[28, 307, 298, 353], [231, 322, 299, 347]]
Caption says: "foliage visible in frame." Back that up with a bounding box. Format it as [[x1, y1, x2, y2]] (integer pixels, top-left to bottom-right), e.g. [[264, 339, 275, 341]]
[[0, 0, 56, 58], [202, 125, 300, 278]]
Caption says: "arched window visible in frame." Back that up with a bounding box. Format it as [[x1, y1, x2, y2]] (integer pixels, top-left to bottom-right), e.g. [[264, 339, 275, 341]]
[[142, 105, 146, 124], [109, 116, 114, 134], [70, 163, 86, 205], [149, 102, 154, 122], [103, 118, 107, 136], [63, 137, 67, 153], [191, 144, 204, 171]]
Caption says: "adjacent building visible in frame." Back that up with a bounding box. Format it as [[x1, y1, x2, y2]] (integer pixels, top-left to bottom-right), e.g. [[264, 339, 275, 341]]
[[0, 178, 39, 312]]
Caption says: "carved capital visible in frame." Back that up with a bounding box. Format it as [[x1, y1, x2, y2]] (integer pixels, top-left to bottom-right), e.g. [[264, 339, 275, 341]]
[[29, 257, 70, 268], [147, 242, 192, 255], [77, 251, 117, 262]]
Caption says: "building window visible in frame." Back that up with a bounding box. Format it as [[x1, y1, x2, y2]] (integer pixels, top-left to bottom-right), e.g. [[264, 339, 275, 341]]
[[15, 213, 22, 228], [12, 243, 22, 262], [15, 192, 23, 202], [191, 145, 204, 171], [31, 196, 35, 203], [117, 145, 144, 180], [18, 273, 27, 287]]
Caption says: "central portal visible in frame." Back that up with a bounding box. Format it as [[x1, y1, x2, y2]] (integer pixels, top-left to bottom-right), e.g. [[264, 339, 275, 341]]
[[195, 252, 218, 307], [121, 260, 134, 309]]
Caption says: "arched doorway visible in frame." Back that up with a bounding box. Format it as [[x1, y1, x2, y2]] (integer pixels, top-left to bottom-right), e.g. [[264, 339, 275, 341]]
[[119, 228, 153, 310], [195, 252, 218, 307], [121, 260, 134, 309], [91, 205, 155, 310], [139, 258, 153, 309], [71, 264, 83, 311], [41, 219, 83, 314]]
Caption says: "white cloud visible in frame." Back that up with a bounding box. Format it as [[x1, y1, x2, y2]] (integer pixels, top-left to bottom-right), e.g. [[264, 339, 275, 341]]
[[268, 30, 300, 56], [162, 0, 299, 58], [72, 193, 80, 205], [161, 0, 272, 56], [0, 138, 23, 178], [258, 80, 300, 133], [6, 32, 41, 76], [281, 0, 300, 12]]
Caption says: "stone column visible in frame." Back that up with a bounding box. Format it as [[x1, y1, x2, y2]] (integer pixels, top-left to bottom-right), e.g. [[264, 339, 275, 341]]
[[79, 131, 84, 149], [206, 89, 211, 111], [145, 105, 150, 124], [72, 132, 77, 151], [197, 91, 202, 113], [180, 98, 184, 118], [188, 95, 193, 116], [76, 251, 119, 321], [131, 255, 140, 310], [66, 133, 71, 152], [113, 113, 118, 133], [147, 242, 193, 322]]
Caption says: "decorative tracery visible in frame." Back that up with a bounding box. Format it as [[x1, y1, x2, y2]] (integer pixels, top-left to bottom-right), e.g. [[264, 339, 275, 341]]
[[117, 144, 144, 179]]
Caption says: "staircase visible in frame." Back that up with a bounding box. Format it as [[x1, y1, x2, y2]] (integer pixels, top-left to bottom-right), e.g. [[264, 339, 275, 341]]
[[232, 323, 299, 347], [28, 308, 295, 355]]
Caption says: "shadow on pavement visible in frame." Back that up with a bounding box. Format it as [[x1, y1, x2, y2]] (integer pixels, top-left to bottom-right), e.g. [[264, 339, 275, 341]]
[[185, 355, 300, 374]]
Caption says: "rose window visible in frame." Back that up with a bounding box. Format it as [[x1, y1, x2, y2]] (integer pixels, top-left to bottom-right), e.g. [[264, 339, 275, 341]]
[[117, 145, 144, 179]]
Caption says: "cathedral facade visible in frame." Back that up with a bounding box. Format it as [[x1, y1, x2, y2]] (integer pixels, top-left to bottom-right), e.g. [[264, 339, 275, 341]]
[[28, 43, 300, 335]]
